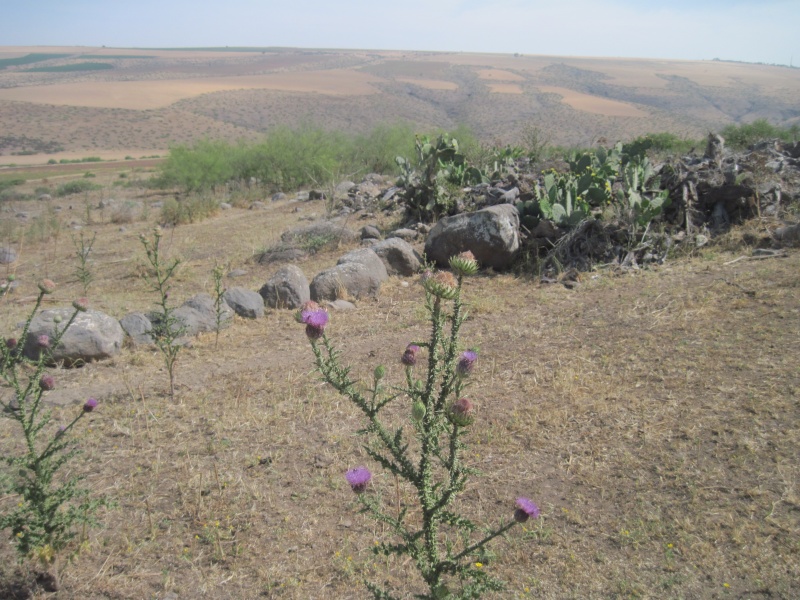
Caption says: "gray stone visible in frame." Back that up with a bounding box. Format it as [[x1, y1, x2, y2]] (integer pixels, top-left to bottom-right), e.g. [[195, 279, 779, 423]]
[[120, 312, 154, 346], [257, 247, 307, 265], [172, 294, 233, 337], [251, 201, 266, 210], [335, 181, 356, 198], [281, 221, 358, 246], [389, 228, 418, 241], [38, 194, 52, 201], [227, 269, 247, 278], [361, 225, 382, 240], [326, 299, 356, 311], [219, 202, 232, 210], [223, 287, 264, 319], [24, 309, 125, 366], [337, 248, 389, 281], [310, 262, 385, 302], [774, 222, 800, 246], [259, 265, 310, 309], [0, 247, 17, 264], [272, 192, 287, 202], [424, 204, 520, 270], [372, 238, 421, 276]]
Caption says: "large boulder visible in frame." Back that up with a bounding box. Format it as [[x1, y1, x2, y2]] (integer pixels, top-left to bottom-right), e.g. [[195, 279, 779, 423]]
[[223, 287, 264, 319], [371, 238, 421, 276], [424, 204, 520, 269], [259, 265, 310, 309], [310, 262, 386, 302], [24, 308, 124, 366]]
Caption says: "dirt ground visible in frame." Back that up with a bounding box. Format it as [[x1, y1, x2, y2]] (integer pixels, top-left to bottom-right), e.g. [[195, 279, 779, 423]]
[[0, 172, 797, 598]]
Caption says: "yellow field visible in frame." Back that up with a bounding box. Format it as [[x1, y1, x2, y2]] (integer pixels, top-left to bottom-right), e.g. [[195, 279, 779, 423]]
[[538, 85, 649, 117]]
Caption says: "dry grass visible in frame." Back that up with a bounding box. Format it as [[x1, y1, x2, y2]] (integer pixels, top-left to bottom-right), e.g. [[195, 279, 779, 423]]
[[0, 168, 798, 598]]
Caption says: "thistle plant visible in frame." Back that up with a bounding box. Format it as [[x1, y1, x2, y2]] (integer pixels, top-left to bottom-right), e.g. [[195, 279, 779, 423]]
[[0, 280, 109, 591], [301, 251, 540, 599], [211, 263, 225, 349], [139, 227, 185, 397], [72, 231, 96, 295]]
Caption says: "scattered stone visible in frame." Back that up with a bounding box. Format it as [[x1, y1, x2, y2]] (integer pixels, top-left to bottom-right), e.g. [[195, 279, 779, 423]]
[[335, 181, 356, 198], [38, 194, 52, 201], [120, 312, 155, 346], [272, 192, 287, 202], [172, 294, 233, 337], [0, 247, 17, 264], [250, 201, 266, 210], [389, 228, 418, 241], [361, 225, 382, 240], [310, 262, 385, 302], [425, 204, 520, 269], [223, 287, 264, 319], [309, 190, 325, 200], [219, 202, 232, 210], [259, 265, 310, 309], [227, 269, 247, 278], [24, 309, 125, 366], [326, 299, 356, 311], [371, 238, 421, 276], [774, 222, 800, 246], [337, 248, 389, 281]]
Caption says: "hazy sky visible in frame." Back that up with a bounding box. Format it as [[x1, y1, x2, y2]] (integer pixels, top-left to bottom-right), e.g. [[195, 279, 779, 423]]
[[2, 0, 797, 65]]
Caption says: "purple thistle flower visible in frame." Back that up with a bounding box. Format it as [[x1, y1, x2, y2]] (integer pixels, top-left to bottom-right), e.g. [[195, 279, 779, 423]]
[[37, 334, 51, 348], [457, 350, 478, 376], [300, 305, 329, 340], [402, 344, 420, 366], [514, 497, 540, 523], [39, 375, 55, 391], [72, 297, 89, 312], [83, 397, 98, 413], [345, 466, 372, 493]]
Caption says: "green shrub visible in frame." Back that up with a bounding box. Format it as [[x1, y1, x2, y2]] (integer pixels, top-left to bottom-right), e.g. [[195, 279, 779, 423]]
[[55, 180, 102, 197], [160, 194, 219, 226], [721, 119, 800, 149]]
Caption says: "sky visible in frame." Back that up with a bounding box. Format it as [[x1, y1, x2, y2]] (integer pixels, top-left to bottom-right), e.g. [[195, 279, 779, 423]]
[[1, 0, 797, 66]]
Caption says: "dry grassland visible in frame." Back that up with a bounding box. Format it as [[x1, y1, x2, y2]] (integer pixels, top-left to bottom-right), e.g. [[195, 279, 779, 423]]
[[0, 170, 798, 599], [537, 86, 649, 117]]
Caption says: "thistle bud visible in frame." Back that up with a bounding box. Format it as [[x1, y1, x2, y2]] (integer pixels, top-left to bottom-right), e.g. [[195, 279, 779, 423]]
[[38, 279, 56, 294], [373, 365, 386, 381], [449, 251, 479, 277], [412, 400, 426, 422], [72, 297, 89, 312], [448, 398, 474, 427], [39, 375, 55, 391]]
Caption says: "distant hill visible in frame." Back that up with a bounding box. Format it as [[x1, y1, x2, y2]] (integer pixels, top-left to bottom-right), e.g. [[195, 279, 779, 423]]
[[0, 46, 798, 160]]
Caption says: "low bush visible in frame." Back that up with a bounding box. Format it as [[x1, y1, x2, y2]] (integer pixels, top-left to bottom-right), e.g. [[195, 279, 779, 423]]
[[721, 119, 800, 149], [55, 180, 102, 197]]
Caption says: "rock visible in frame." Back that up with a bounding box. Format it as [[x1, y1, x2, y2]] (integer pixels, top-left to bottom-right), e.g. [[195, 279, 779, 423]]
[[705, 133, 725, 162], [172, 294, 233, 337], [389, 228, 418, 241], [38, 194, 52, 201], [337, 248, 389, 281], [309, 190, 325, 200], [371, 238, 421, 276], [259, 265, 310, 309], [774, 222, 800, 246], [424, 204, 520, 269], [694, 234, 709, 248], [272, 192, 287, 202], [223, 287, 264, 319], [326, 299, 356, 311], [257, 247, 307, 264], [310, 262, 385, 302], [250, 201, 266, 210], [0, 247, 17, 264], [227, 269, 247, 278], [24, 309, 125, 366], [219, 202, 232, 210], [120, 312, 154, 346], [335, 181, 356, 198], [361, 225, 382, 240], [281, 221, 358, 246]]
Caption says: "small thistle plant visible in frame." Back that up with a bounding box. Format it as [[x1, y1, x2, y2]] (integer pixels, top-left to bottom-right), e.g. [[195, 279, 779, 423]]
[[72, 230, 96, 295], [139, 227, 185, 396], [0, 279, 108, 591], [211, 263, 225, 349], [301, 251, 540, 599]]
